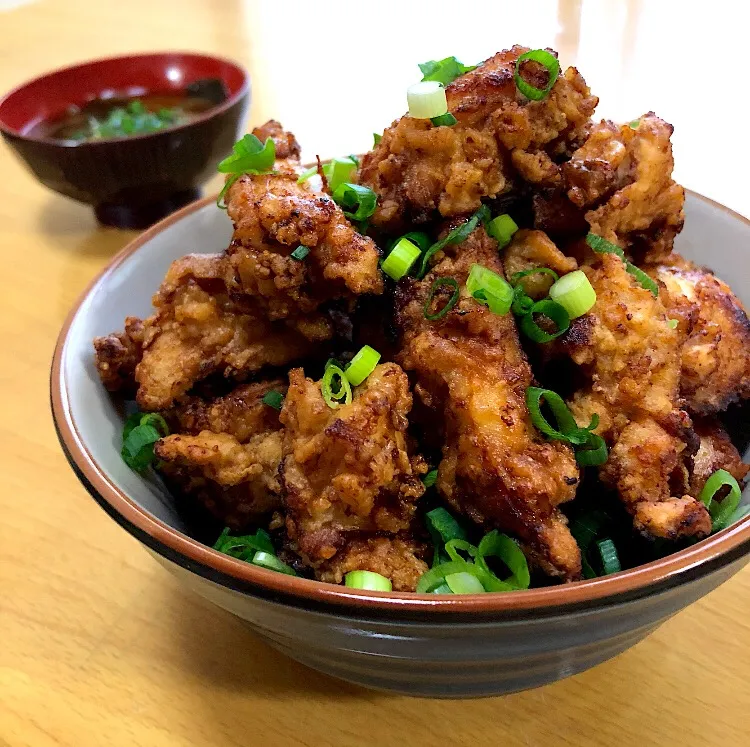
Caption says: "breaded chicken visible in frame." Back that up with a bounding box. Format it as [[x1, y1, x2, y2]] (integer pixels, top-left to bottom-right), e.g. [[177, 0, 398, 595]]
[[316, 535, 428, 592], [688, 418, 749, 499], [503, 228, 578, 299], [93, 316, 144, 392], [358, 45, 597, 231], [396, 226, 582, 580], [279, 363, 426, 567], [648, 258, 750, 414], [563, 113, 685, 260], [132, 254, 313, 411], [223, 123, 383, 340], [558, 253, 711, 539]]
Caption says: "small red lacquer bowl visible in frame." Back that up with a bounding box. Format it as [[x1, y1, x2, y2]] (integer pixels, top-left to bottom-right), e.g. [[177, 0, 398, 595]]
[[0, 52, 250, 228]]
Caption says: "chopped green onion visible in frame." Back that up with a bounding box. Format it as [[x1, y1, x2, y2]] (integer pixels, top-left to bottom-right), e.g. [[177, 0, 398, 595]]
[[475, 530, 531, 590], [431, 112, 457, 127], [423, 469, 438, 488], [296, 165, 318, 183], [332, 183, 378, 222], [519, 298, 570, 342], [344, 345, 381, 386], [397, 231, 431, 253], [576, 432, 609, 466], [586, 233, 658, 296], [426, 507, 467, 566], [549, 270, 597, 319], [419, 56, 476, 86], [595, 539, 621, 575], [218, 133, 275, 175], [373, 132, 382, 146], [625, 263, 659, 296], [417, 204, 490, 278], [466, 263, 513, 315], [511, 286, 535, 315], [486, 214, 519, 248], [510, 267, 559, 286], [381, 237, 421, 281], [629, 119, 640, 129], [423, 276, 460, 321], [321, 363, 352, 409], [431, 582, 453, 594], [514, 49, 560, 101], [526, 387, 584, 443], [290, 245, 310, 261], [344, 570, 393, 591], [261, 391, 284, 410], [699, 469, 743, 532], [216, 173, 240, 210], [445, 572, 485, 594], [348, 154, 359, 167], [668, 318, 679, 329], [214, 527, 275, 559], [121, 412, 169, 472], [570, 510, 610, 553], [407, 80, 448, 119], [327, 156, 358, 191], [252, 550, 297, 576], [416, 559, 503, 594]]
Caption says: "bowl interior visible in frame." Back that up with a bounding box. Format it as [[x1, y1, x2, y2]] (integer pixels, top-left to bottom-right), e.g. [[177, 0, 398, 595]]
[[0, 52, 247, 136], [56, 193, 750, 590]]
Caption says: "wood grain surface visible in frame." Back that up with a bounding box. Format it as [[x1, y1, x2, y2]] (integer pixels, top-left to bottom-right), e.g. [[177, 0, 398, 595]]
[[1, 1, 748, 745]]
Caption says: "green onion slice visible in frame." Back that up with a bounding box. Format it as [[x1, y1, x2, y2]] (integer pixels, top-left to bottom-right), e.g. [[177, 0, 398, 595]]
[[321, 363, 352, 409], [586, 233, 658, 296], [519, 299, 570, 342], [526, 387, 583, 443], [344, 345, 381, 386], [595, 538, 621, 575], [216, 173, 240, 210], [252, 550, 297, 576], [218, 134, 275, 175], [417, 204, 490, 278], [668, 318, 679, 329], [373, 132, 382, 146], [416, 559, 505, 594], [426, 506, 467, 567], [514, 49, 561, 101], [398, 231, 431, 253], [121, 412, 169, 472], [466, 263, 514, 315], [510, 267, 559, 286], [214, 527, 275, 559], [332, 183, 378, 222], [430, 582, 453, 594], [327, 157, 358, 190], [576, 432, 609, 466], [625, 262, 659, 296], [422, 469, 438, 488], [445, 572, 485, 594], [261, 391, 284, 410], [419, 56, 476, 86], [475, 530, 531, 590], [511, 286, 535, 315], [344, 570, 393, 591], [486, 214, 519, 249], [407, 80, 448, 119], [381, 237, 421, 281], [423, 276, 460, 320], [629, 119, 640, 129], [549, 270, 597, 319], [431, 112, 457, 127], [290, 245, 310, 261], [699, 469, 743, 532]]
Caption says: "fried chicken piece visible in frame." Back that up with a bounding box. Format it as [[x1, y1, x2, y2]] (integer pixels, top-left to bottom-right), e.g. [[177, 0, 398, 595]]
[[132, 253, 314, 411], [358, 45, 597, 231], [93, 317, 145, 392], [503, 228, 578, 299], [564, 113, 685, 261], [316, 535, 429, 592], [648, 258, 750, 414], [223, 123, 383, 340], [251, 119, 302, 176], [559, 253, 711, 539], [395, 225, 581, 580], [279, 363, 426, 565], [688, 419, 749, 499]]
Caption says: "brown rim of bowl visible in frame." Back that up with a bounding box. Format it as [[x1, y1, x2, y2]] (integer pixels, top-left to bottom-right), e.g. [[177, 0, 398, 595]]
[[0, 51, 250, 145], [50, 190, 750, 618]]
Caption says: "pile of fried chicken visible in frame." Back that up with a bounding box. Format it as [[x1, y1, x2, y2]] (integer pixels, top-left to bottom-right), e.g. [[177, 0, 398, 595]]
[[94, 46, 750, 591]]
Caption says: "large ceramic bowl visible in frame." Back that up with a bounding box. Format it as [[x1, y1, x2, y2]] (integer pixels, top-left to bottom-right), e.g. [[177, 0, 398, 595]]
[[50, 192, 750, 698], [0, 52, 249, 228]]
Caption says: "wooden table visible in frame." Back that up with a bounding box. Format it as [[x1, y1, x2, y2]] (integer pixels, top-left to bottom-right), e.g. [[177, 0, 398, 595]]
[[1, 1, 748, 745]]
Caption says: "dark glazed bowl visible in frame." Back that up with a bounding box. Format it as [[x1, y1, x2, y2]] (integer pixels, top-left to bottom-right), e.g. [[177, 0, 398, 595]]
[[0, 52, 249, 228], [50, 192, 750, 697]]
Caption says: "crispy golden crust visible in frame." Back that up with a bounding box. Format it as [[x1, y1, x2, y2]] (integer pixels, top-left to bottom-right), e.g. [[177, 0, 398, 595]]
[[689, 419, 749, 498], [133, 254, 314, 411], [649, 258, 750, 414], [564, 113, 684, 260], [279, 363, 426, 563], [93, 317, 144, 392], [224, 123, 383, 339], [358, 45, 597, 231], [503, 229, 578, 299], [316, 536, 429, 592], [560, 253, 711, 539], [395, 226, 581, 580]]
